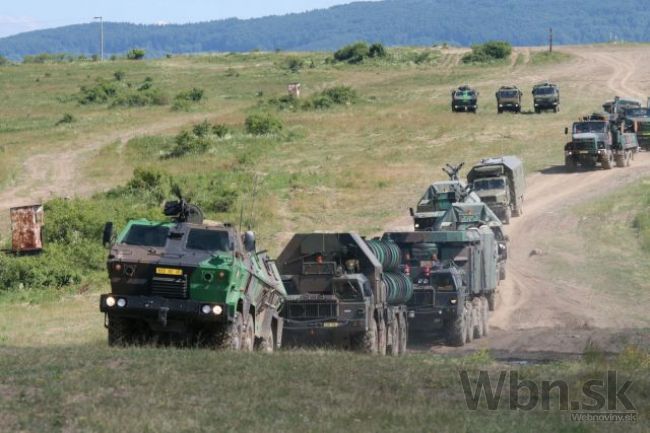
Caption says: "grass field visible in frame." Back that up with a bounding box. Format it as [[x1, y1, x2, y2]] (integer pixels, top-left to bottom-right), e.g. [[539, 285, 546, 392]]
[[1, 46, 650, 432]]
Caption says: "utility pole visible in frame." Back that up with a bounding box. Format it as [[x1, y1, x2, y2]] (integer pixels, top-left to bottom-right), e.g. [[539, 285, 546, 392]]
[[94, 16, 104, 61], [549, 28, 553, 53]]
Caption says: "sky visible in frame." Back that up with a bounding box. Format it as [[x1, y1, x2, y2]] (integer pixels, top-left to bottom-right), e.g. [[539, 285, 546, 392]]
[[0, 0, 362, 37]]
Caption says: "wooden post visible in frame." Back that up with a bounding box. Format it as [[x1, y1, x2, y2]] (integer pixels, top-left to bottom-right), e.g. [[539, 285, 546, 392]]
[[549, 28, 553, 53]]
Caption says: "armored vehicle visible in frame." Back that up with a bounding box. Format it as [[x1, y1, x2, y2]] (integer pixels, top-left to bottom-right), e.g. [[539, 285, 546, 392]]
[[411, 163, 480, 231], [435, 203, 509, 282], [384, 227, 498, 347], [467, 156, 525, 224], [564, 118, 612, 170], [532, 82, 560, 113], [495, 86, 522, 113], [451, 85, 479, 113], [99, 199, 286, 351], [605, 97, 641, 123], [622, 107, 650, 149], [277, 233, 411, 355]]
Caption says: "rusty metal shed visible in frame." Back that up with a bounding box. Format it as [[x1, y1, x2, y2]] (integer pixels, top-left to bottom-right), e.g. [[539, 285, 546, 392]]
[[10, 204, 44, 253]]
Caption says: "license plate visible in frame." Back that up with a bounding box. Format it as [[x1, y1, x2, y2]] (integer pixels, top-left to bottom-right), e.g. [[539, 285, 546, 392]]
[[579, 150, 591, 154], [156, 267, 183, 276], [323, 322, 339, 328]]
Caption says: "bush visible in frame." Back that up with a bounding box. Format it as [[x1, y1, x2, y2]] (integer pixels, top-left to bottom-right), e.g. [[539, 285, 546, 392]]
[[245, 112, 283, 135], [301, 86, 358, 110], [462, 40, 512, 63], [0, 55, 9, 66], [169, 130, 210, 157], [192, 120, 211, 137], [113, 71, 125, 81], [56, 113, 75, 126], [212, 124, 231, 138], [78, 80, 118, 104], [282, 56, 304, 73], [126, 49, 146, 60], [334, 42, 370, 64], [172, 88, 205, 110], [368, 43, 387, 58]]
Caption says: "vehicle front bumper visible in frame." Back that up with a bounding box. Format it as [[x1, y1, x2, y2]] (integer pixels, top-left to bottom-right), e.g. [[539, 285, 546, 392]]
[[408, 307, 455, 332], [99, 294, 228, 324]]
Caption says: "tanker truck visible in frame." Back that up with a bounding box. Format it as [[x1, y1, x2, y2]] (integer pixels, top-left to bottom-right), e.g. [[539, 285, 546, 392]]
[[383, 226, 498, 347], [99, 199, 286, 351], [467, 156, 525, 224], [277, 233, 412, 355]]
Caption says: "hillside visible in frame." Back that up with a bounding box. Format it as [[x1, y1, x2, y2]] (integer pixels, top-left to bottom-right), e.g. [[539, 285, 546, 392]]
[[2, 0, 650, 58]]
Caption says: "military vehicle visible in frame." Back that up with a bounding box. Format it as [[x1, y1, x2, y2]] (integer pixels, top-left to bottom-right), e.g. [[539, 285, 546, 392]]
[[435, 202, 509, 282], [495, 86, 522, 113], [451, 85, 479, 113], [99, 198, 286, 351], [467, 156, 525, 224], [564, 117, 613, 170], [410, 163, 481, 231], [384, 226, 498, 347], [532, 82, 560, 113], [277, 233, 412, 355], [622, 107, 650, 149], [605, 97, 641, 122]]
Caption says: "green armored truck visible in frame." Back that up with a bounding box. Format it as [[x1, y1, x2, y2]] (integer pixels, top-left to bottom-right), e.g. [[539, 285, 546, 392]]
[[99, 199, 286, 351], [384, 226, 498, 347], [277, 233, 412, 355], [532, 82, 560, 113], [622, 107, 650, 150], [467, 156, 525, 224], [451, 85, 479, 113], [495, 86, 522, 113]]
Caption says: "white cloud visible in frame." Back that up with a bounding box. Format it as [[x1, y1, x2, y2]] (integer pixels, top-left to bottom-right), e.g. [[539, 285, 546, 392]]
[[0, 15, 45, 37]]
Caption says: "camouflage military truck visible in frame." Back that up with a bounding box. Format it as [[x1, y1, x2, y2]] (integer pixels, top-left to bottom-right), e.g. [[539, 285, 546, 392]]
[[451, 85, 479, 113], [384, 226, 498, 347], [99, 199, 286, 351], [622, 107, 650, 150], [467, 156, 525, 224], [564, 116, 613, 170], [277, 233, 412, 355], [495, 86, 522, 113], [434, 202, 509, 282], [605, 97, 641, 123], [410, 163, 481, 231], [532, 82, 560, 113]]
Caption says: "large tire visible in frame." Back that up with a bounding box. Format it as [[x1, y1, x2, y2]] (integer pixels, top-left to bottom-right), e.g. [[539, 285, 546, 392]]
[[387, 318, 399, 356], [626, 151, 632, 167], [502, 207, 511, 225], [465, 304, 474, 344], [242, 313, 255, 352], [399, 314, 409, 354], [487, 292, 496, 312], [499, 264, 507, 281], [472, 299, 482, 339], [107, 316, 136, 347], [615, 154, 625, 168], [377, 318, 387, 356], [602, 153, 612, 170], [481, 298, 490, 337], [446, 309, 466, 347], [220, 311, 243, 351], [565, 156, 576, 172], [360, 317, 378, 354], [256, 319, 275, 353]]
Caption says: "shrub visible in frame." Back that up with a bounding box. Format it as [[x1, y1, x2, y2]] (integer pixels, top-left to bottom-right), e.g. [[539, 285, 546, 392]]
[[245, 112, 283, 135], [126, 48, 146, 60], [78, 80, 118, 104], [282, 56, 304, 73], [113, 71, 125, 81], [56, 113, 75, 125], [368, 43, 387, 58], [462, 40, 512, 63], [334, 42, 370, 64], [212, 124, 231, 138], [192, 120, 211, 137], [172, 88, 205, 110], [225, 68, 240, 77], [0, 55, 9, 66], [301, 86, 358, 110]]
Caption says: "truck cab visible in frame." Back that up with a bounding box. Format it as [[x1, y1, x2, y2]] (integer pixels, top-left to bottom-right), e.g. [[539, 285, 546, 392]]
[[564, 120, 613, 170], [532, 82, 560, 113], [495, 86, 522, 113], [451, 86, 478, 113]]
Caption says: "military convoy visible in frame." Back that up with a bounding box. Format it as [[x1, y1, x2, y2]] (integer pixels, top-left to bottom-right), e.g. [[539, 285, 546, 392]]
[[451, 85, 479, 113], [532, 82, 560, 113], [277, 233, 411, 355], [495, 86, 522, 113], [99, 199, 286, 351], [467, 156, 525, 224]]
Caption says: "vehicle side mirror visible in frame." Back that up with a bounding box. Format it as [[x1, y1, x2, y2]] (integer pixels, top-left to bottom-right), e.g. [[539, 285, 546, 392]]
[[243, 231, 256, 252], [564, 127, 569, 135], [102, 222, 114, 248], [409, 207, 415, 217]]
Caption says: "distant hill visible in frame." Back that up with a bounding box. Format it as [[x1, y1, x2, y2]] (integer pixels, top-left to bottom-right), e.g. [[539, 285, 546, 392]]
[[1, 0, 650, 59]]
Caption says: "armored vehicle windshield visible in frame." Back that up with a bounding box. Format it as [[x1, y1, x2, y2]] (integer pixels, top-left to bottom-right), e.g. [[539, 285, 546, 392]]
[[430, 272, 456, 291], [498, 90, 519, 98], [473, 178, 506, 191], [186, 229, 232, 251], [624, 108, 650, 118], [533, 87, 555, 95], [573, 121, 607, 134], [455, 90, 476, 98], [123, 224, 170, 247]]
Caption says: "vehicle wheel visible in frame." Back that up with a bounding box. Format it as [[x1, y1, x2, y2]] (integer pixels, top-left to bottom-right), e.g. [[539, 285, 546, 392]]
[[398, 312, 408, 354], [481, 298, 490, 337], [626, 151, 632, 167], [107, 316, 135, 347], [377, 318, 387, 356], [242, 313, 255, 352], [446, 309, 466, 347], [256, 322, 275, 353], [497, 108, 503, 114], [487, 292, 496, 312], [388, 318, 399, 356], [499, 264, 506, 281], [465, 304, 474, 343], [220, 311, 243, 350], [502, 207, 511, 225], [615, 154, 625, 168], [602, 153, 612, 170], [360, 317, 379, 354], [535, 108, 540, 114], [565, 157, 576, 172], [472, 299, 482, 339]]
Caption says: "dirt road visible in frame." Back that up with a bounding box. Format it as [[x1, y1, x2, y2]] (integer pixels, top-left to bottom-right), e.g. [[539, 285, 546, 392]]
[[423, 47, 650, 360]]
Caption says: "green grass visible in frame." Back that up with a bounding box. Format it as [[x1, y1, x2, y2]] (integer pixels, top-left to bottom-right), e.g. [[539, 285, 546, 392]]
[[530, 51, 573, 65]]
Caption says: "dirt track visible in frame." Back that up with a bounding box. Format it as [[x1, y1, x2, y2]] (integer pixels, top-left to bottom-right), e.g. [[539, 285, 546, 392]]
[[423, 46, 650, 360]]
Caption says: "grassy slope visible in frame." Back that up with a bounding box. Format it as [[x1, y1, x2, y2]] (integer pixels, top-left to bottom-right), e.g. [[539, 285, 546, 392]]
[[1, 48, 650, 432]]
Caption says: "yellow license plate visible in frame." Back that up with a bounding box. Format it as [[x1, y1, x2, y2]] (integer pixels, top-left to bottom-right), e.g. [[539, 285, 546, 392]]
[[156, 267, 183, 276], [579, 151, 591, 154], [323, 322, 339, 328]]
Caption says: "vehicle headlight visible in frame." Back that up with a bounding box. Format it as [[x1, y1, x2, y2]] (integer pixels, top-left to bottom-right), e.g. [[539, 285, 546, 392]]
[[201, 305, 212, 315], [450, 298, 458, 305], [212, 305, 223, 316], [105, 296, 116, 307], [499, 104, 503, 107], [117, 298, 127, 308]]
